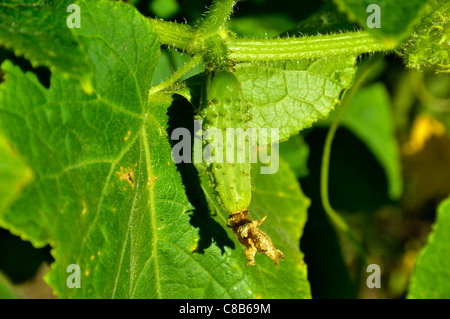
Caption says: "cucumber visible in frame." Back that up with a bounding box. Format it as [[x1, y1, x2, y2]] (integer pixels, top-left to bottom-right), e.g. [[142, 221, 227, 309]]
[[199, 71, 252, 213], [195, 70, 284, 266]]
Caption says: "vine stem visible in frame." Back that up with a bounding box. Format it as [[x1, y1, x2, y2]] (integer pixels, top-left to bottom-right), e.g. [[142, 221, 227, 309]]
[[150, 0, 237, 55], [320, 56, 382, 261], [149, 17, 397, 61], [228, 31, 396, 61], [148, 55, 202, 97], [195, 0, 237, 38], [149, 19, 195, 52]]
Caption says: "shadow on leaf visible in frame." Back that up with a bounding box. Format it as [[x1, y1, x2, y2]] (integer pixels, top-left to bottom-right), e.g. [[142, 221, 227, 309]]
[[166, 93, 235, 254]]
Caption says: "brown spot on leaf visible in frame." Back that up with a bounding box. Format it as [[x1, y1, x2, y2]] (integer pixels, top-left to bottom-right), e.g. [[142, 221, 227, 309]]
[[116, 166, 135, 189]]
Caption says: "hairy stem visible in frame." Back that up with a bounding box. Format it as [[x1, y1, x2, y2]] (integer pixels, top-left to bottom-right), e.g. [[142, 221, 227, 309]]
[[228, 31, 396, 61], [195, 0, 237, 38], [150, 17, 396, 64], [148, 55, 202, 96], [149, 19, 195, 52]]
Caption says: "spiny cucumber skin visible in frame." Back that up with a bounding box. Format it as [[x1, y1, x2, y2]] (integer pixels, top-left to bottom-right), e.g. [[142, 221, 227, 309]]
[[195, 71, 285, 266], [196, 71, 252, 214]]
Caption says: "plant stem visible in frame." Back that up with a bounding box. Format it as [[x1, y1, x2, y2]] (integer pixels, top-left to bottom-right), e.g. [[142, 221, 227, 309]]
[[148, 55, 202, 97], [149, 1, 237, 55], [228, 31, 396, 61], [320, 56, 382, 261], [195, 0, 237, 38], [150, 19, 396, 63], [149, 19, 195, 52]]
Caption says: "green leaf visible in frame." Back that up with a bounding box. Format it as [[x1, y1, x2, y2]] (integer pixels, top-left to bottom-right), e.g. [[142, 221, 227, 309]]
[[407, 196, 450, 298], [286, 2, 356, 36], [320, 83, 402, 200], [0, 0, 311, 299], [332, 0, 427, 41], [0, 0, 186, 298], [235, 56, 357, 142], [0, 0, 93, 92], [150, 0, 180, 19], [249, 159, 311, 297], [228, 15, 296, 38], [278, 134, 310, 179], [0, 272, 20, 299], [196, 157, 311, 298], [0, 129, 34, 215]]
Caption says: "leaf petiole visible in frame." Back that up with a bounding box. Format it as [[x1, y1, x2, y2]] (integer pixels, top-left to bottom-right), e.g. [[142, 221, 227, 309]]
[[148, 55, 203, 97], [150, 19, 195, 52], [195, 0, 237, 39]]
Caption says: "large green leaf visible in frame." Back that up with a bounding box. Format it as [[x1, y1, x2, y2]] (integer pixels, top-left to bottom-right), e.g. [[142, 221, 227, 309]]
[[0, 0, 171, 297], [0, 0, 310, 298], [0, 0, 93, 91], [407, 196, 450, 298], [332, 0, 427, 41], [408, 198, 450, 299], [235, 56, 357, 142], [248, 159, 311, 298], [0, 129, 33, 215]]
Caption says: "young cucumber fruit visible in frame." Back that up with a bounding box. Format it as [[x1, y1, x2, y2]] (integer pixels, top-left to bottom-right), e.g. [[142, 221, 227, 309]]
[[195, 70, 284, 266], [198, 70, 252, 213]]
